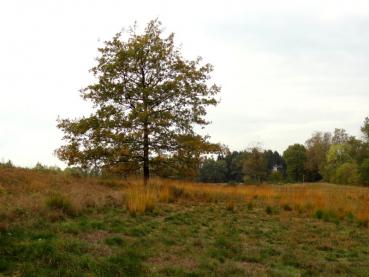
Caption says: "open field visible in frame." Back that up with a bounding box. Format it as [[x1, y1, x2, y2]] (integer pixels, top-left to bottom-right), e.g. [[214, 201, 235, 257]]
[[1, 167, 369, 276]]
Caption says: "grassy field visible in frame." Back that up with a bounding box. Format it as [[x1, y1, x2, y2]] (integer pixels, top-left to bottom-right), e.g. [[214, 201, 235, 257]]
[[1, 167, 369, 276]]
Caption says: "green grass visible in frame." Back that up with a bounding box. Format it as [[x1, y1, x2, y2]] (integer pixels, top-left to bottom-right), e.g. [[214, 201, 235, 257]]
[[2, 201, 369, 276]]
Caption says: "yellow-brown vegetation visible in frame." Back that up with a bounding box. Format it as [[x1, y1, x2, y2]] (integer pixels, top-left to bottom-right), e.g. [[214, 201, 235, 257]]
[[1, 166, 369, 225], [120, 177, 369, 222], [124, 186, 158, 215]]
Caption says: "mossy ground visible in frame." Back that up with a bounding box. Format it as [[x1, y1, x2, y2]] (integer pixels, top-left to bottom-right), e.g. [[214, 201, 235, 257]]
[[1, 199, 369, 276]]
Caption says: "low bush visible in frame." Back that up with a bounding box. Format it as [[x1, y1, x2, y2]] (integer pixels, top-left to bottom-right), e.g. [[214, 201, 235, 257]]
[[266, 206, 273, 215], [314, 209, 339, 223], [45, 192, 76, 216], [282, 203, 292, 211], [314, 209, 324, 219]]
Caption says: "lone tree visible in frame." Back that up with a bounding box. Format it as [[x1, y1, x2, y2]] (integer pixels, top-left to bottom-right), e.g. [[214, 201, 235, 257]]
[[56, 20, 220, 185]]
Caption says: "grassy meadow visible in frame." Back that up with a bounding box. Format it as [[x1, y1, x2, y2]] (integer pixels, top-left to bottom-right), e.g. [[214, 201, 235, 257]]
[[1, 166, 369, 276]]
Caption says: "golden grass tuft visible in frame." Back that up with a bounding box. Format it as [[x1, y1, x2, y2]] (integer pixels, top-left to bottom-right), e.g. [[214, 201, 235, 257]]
[[125, 186, 158, 215], [157, 185, 171, 203]]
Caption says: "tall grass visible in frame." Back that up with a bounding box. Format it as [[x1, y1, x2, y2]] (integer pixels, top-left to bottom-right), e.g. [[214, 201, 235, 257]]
[[136, 178, 369, 222], [2, 166, 369, 224], [125, 187, 157, 215], [123, 179, 186, 215]]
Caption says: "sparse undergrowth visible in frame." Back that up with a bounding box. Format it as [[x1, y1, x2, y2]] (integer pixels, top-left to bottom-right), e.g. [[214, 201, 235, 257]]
[[1, 167, 369, 276]]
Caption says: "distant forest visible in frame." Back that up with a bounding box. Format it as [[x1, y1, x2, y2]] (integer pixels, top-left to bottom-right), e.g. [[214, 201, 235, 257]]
[[197, 117, 369, 185]]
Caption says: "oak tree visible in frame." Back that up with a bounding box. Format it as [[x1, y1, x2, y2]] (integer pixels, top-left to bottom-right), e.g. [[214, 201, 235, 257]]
[[56, 20, 220, 185]]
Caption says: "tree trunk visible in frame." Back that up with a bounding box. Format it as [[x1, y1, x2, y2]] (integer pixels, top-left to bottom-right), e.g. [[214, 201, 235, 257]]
[[141, 64, 149, 186], [143, 122, 149, 186]]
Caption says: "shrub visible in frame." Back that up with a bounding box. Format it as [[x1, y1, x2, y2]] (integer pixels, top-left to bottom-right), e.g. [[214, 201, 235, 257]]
[[63, 167, 86, 178], [46, 192, 76, 216], [314, 209, 324, 219], [265, 206, 273, 215], [34, 162, 62, 174], [314, 209, 339, 223], [282, 204, 292, 211]]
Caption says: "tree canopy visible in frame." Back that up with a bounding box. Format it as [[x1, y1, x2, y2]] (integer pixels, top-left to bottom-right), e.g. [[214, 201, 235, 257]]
[[283, 144, 307, 182], [243, 147, 268, 183], [305, 131, 331, 181]]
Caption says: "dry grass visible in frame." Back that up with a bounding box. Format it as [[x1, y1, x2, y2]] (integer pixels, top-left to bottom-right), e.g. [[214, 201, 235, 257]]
[[142, 178, 369, 222], [0, 167, 125, 224], [124, 187, 158, 215], [225, 200, 236, 211], [1, 166, 369, 224]]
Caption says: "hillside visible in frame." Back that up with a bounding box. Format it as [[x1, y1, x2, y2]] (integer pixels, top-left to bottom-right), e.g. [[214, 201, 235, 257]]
[[1, 166, 369, 276]]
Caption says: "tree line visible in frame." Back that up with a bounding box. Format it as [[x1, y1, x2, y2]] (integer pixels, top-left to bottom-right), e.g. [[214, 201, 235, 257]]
[[197, 118, 369, 185]]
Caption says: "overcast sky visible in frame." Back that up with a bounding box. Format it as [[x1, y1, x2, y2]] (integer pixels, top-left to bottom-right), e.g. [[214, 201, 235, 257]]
[[1, 0, 369, 167]]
